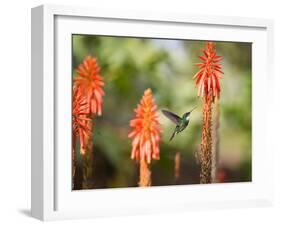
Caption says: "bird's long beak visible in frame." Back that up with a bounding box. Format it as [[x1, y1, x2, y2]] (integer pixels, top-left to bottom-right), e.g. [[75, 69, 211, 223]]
[[189, 106, 197, 113]]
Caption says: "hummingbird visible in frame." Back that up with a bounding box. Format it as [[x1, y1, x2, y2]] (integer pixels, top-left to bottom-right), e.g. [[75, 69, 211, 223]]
[[162, 106, 197, 141]]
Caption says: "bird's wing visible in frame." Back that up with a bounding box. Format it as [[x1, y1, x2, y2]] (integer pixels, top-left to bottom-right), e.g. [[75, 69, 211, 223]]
[[161, 110, 181, 125]]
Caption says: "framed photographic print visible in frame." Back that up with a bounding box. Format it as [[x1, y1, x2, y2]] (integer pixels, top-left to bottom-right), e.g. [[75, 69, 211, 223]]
[[31, 4, 274, 221]]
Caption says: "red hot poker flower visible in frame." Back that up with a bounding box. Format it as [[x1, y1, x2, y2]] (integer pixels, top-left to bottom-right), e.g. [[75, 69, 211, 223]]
[[72, 88, 92, 155], [128, 89, 161, 164], [74, 56, 105, 116], [193, 42, 223, 99]]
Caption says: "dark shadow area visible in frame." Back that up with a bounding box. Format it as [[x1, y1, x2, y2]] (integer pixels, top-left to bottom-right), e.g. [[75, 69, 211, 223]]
[[18, 209, 31, 217]]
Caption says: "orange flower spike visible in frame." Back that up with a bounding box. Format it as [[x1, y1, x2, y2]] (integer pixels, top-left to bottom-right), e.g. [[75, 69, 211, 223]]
[[192, 42, 224, 183], [129, 89, 161, 164], [74, 56, 105, 116], [193, 42, 223, 99], [72, 88, 93, 155]]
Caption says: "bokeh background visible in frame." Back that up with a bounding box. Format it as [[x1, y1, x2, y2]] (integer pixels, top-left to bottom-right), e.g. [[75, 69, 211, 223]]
[[72, 34, 252, 189]]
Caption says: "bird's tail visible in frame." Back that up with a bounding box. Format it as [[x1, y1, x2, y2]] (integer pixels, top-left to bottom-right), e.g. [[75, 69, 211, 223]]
[[169, 130, 176, 141]]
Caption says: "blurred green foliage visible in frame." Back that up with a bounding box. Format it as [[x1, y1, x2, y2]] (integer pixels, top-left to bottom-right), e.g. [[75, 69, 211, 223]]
[[72, 35, 252, 189]]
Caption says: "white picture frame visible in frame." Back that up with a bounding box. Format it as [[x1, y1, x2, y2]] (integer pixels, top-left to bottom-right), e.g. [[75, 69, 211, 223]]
[[31, 4, 274, 221]]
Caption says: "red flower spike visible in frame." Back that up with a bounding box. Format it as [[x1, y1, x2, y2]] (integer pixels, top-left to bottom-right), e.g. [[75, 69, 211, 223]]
[[193, 42, 224, 99], [74, 56, 105, 116], [128, 89, 161, 164], [72, 88, 93, 155]]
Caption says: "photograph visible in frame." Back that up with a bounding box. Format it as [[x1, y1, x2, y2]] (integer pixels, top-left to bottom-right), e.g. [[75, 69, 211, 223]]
[[71, 34, 252, 190]]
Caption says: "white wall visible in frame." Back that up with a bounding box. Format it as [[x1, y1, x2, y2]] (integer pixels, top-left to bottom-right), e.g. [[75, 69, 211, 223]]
[[0, 0, 280, 225]]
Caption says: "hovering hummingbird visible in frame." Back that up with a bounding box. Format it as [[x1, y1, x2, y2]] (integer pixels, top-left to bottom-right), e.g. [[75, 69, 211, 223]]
[[162, 107, 197, 141]]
